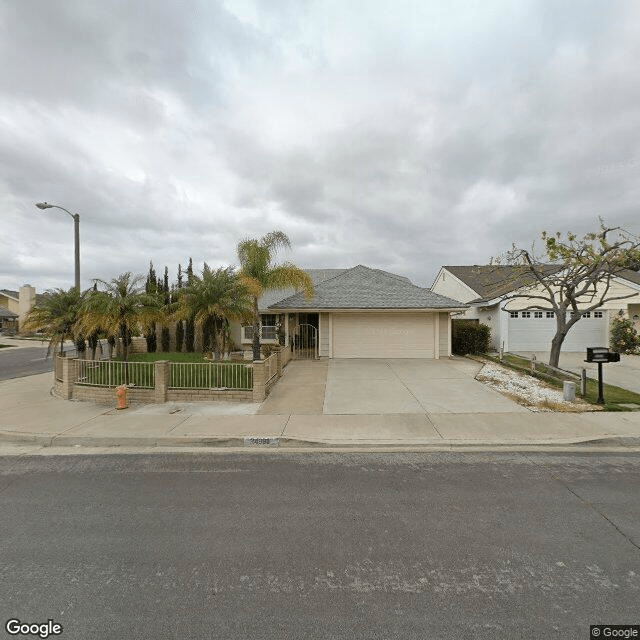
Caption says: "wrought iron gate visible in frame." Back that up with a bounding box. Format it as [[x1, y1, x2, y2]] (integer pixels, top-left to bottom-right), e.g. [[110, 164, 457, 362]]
[[292, 323, 318, 359]]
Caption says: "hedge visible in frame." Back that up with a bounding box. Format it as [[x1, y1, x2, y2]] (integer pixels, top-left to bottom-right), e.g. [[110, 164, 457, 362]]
[[452, 320, 491, 355]]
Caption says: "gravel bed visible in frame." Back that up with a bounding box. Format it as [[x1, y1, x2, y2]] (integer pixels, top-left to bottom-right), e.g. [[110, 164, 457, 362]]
[[476, 362, 595, 412]]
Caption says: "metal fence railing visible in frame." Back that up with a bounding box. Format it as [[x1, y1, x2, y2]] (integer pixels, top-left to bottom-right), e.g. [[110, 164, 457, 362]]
[[75, 359, 155, 388], [264, 352, 278, 384], [169, 362, 252, 390]]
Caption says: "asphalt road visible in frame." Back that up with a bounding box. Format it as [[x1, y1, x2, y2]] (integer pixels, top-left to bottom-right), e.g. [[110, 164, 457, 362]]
[[0, 345, 53, 380], [1, 452, 639, 640]]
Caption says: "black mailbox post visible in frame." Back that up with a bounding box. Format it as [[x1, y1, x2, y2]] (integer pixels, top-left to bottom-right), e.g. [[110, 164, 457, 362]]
[[585, 347, 621, 404]]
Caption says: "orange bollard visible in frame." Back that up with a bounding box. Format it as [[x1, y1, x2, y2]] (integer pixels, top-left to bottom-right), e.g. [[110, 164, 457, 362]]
[[115, 384, 128, 410]]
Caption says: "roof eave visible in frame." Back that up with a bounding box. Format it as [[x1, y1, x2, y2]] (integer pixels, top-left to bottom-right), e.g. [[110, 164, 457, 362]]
[[267, 306, 470, 312]]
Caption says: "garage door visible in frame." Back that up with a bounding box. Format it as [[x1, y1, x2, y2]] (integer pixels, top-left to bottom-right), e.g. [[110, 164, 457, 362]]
[[508, 311, 607, 352], [332, 313, 435, 358]]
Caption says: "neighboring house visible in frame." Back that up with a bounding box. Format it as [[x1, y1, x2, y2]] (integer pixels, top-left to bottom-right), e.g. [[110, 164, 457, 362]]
[[0, 285, 38, 333], [231, 265, 467, 359], [431, 265, 640, 353], [0, 306, 19, 332]]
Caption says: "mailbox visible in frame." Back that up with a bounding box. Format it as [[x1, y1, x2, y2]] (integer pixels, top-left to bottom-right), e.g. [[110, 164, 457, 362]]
[[586, 347, 620, 363], [586, 347, 621, 405]]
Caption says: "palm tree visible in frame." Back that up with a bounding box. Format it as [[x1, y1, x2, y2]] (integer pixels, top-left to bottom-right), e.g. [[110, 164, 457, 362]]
[[174, 266, 253, 359], [237, 231, 314, 360], [22, 287, 84, 358], [78, 273, 163, 366]]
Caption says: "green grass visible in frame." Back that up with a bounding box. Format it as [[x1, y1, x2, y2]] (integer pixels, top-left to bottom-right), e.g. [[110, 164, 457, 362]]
[[125, 352, 219, 363], [77, 352, 253, 390], [0, 344, 14, 348], [482, 353, 640, 411]]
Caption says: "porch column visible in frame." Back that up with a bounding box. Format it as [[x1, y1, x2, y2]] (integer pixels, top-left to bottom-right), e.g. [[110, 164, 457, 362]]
[[329, 313, 333, 359], [434, 312, 440, 359]]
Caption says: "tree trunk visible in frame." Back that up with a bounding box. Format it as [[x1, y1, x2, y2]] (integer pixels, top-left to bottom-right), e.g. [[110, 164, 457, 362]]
[[252, 297, 261, 361], [549, 313, 568, 368]]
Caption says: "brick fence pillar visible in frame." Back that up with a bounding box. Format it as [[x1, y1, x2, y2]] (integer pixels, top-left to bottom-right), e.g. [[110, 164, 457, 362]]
[[61, 357, 77, 400], [252, 360, 266, 403], [154, 360, 170, 403]]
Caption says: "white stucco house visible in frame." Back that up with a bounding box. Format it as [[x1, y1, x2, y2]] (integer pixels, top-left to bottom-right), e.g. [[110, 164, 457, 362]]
[[431, 265, 640, 353], [231, 265, 467, 359]]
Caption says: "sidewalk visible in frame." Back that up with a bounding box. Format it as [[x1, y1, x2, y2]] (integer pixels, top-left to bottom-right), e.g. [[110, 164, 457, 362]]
[[2, 372, 640, 451]]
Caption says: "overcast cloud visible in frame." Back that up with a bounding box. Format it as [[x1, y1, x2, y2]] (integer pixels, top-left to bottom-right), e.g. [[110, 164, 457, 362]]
[[2, 0, 640, 292]]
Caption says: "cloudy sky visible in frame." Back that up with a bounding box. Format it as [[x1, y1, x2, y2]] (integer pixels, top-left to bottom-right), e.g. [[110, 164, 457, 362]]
[[2, 0, 640, 293]]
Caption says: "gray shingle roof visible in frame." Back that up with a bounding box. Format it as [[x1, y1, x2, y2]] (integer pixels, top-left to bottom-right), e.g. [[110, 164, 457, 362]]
[[269, 265, 466, 310], [619, 268, 640, 287], [0, 307, 18, 319], [0, 289, 19, 300], [257, 269, 348, 310], [442, 265, 562, 301], [444, 264, 640, 302]]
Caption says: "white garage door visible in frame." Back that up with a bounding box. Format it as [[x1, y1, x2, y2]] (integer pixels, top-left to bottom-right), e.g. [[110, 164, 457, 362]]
[[508, 311, 607, 352], [332, 313, 435, 358]]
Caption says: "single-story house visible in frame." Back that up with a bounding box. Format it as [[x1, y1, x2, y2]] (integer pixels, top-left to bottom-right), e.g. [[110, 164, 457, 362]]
[[231, 265, 467, 359], [431, 265, 640, 353], [0, 285, 37, 333]]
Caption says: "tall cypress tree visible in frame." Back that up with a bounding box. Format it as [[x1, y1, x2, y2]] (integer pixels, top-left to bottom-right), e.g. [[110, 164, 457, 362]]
[[185, 257, 195, 352], [145, 261, 158, 353], [87, 282, 100, 359], [160, 265, 171, 352], [175, 265, 184, 352]]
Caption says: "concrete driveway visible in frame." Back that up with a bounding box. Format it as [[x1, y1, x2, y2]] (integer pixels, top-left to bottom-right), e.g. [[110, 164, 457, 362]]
[[515, 351, 640, 395], [260, 358, 526, 415]]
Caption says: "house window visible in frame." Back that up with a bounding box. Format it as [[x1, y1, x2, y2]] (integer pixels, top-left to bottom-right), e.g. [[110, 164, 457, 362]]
[[243, 314, 279, 341], [534, 311, 543, 318], [594, 311, 603, 318], [521, 311, 531, 318], [546, 311, 554, 318], [510, 311, 518, 318], [582, 312, 591, 319]]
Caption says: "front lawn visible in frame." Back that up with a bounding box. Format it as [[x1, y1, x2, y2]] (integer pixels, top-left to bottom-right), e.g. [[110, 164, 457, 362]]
[[125, 352, 218, 363], [77, 352, 253, 390]]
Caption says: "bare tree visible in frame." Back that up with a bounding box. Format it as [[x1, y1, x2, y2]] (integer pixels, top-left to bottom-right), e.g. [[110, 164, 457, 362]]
[[497, 220, 640, 368]]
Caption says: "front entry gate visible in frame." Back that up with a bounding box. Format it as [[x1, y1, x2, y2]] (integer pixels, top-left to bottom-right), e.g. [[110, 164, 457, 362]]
[[292, 323, 318, 359]]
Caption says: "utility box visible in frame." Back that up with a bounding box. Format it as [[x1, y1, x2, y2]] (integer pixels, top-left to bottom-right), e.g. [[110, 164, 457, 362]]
[[586, 347, 620, 363]]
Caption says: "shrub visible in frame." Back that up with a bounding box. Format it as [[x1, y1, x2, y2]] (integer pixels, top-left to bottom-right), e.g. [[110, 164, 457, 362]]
[[452, 320, 491, 355], [610, 316, 640, 354]]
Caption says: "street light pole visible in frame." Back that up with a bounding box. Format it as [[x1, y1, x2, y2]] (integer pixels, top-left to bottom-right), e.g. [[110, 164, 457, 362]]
[[35, 202, 81, 291]]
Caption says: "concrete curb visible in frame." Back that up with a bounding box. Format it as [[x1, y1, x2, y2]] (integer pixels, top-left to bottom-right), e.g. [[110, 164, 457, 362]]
[[2, 430, 639, 450]]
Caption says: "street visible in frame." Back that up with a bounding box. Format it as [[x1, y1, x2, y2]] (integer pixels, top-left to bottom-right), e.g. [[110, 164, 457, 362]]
[[0, 345, 53, 380], [1, 452, 639, 639]]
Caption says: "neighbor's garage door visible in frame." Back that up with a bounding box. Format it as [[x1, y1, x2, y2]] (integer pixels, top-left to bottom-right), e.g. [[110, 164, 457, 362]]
[[332, 313, 435, 358], [508, 311, 607, 352]]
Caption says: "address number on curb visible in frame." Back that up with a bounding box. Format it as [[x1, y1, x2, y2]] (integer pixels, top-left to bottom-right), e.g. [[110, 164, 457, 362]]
[[244, 436, 279, 447]]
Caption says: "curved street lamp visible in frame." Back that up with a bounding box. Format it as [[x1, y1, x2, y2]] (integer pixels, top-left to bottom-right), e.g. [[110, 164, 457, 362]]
[[35, 202, 80, 291]]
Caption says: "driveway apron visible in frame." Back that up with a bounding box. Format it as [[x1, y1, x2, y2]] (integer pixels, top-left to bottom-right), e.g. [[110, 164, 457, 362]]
[[323, 358, 527, 414]]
